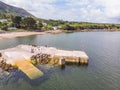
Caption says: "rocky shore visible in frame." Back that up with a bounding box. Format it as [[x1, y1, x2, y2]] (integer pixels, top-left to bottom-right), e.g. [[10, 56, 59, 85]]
[[0, 53, 14, 71]]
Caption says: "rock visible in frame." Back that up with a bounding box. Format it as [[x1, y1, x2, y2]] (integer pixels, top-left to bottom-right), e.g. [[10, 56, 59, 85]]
[[3, 71, 10, 76], [30, 53, 51, 64], [0, 57, 14, 71], [0, 52, 2, 57]]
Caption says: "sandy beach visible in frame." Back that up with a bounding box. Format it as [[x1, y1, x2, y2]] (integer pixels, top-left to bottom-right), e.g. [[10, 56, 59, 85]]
[[0, 30, 63, 40]]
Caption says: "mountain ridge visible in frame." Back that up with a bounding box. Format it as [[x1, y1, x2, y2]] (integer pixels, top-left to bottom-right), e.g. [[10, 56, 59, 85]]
[[0, 1, 34, 17]]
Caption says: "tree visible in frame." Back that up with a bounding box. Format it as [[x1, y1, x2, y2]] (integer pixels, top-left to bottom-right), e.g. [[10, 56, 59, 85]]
[[44, 25, 53, 30], [62, 24, 75, 30], [1, 22, 8, 31], [37, 22, 43, 30], [22, 17, 36, 30], [12, 16, 22, 28]]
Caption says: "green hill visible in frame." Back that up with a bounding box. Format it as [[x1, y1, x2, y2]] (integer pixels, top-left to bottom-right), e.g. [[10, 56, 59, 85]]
[[0, 1, 34, 17]]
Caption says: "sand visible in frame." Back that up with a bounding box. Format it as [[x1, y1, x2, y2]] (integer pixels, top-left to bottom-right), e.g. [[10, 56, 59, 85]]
[[0, 30, 63, 40]]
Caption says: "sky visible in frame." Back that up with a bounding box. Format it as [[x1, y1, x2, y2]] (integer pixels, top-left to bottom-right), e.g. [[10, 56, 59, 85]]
[[1, 0, 120, 23]]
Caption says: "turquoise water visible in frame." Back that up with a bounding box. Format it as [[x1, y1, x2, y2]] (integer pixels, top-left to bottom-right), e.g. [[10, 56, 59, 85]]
[[0, 32, 120, 90]]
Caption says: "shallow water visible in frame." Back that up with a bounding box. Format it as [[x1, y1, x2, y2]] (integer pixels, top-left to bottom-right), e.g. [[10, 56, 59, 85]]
[[0, 32, 120, 90]]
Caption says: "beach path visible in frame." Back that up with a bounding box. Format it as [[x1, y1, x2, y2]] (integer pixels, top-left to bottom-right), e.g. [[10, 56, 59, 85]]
[[14, 60, 43, 79]]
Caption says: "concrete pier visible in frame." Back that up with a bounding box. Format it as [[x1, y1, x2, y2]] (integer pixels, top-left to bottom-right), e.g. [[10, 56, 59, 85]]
[[0, 45, 89, 79], [26, 45, 89, 64]]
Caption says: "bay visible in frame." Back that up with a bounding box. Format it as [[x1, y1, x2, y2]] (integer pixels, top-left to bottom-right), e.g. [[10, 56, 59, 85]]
[[0, 32, 120, 90]]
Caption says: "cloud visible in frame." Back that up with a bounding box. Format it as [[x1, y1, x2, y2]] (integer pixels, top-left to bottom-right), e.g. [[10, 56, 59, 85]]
[[1, 0, 120, 23]]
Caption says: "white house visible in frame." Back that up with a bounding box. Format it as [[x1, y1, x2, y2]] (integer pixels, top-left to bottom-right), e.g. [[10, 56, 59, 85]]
[[53, 26, 62, 30], [0, 19, 7, 22], [41, 21, 47, 26], [53, 26, 57, 30], [8, 27, 17, 30], [42, 22, 47, 26]]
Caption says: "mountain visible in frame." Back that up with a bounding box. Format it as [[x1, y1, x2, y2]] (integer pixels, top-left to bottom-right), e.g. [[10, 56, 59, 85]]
[[0, 1, 34, 17]]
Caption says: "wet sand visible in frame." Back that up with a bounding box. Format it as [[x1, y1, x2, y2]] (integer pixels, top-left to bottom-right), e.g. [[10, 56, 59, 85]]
[[0, 30, 63, 40]]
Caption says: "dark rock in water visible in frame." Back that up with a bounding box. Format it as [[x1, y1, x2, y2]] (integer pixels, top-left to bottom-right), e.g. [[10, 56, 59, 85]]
[[32, 45, 37, 47], [0, 52, 2, 57], [0, 57, 14, 71]]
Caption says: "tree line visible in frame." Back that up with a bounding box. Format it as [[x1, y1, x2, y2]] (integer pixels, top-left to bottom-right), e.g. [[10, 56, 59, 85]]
[[0, 16, 43, 31], [0, 14, 120, 31]]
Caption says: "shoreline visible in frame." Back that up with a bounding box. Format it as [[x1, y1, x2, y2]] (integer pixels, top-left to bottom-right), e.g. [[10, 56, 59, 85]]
[[0, 30, 63, 40], [0, 29, 120, 40]]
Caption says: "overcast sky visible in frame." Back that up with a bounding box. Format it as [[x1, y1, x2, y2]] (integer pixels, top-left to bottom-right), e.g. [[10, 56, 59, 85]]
[[1, 0, 120, 23]]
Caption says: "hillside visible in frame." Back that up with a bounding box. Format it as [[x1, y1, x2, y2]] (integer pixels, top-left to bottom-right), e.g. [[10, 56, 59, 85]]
[[0, 1, 34, 17]]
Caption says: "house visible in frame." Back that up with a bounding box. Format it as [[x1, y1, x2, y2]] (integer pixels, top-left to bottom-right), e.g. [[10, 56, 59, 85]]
[[0, 19, 7, 22], [42, 22, 47, 26], [53, 26, 57, 30], [41, 21, 47, 26], [53, 26, 62, 30], [8, 27, 17, 30]]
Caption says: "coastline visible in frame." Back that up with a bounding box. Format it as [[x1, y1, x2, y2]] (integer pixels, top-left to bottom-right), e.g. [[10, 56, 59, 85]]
[[0, 30, 63, 40], [0, 29, 120, 40]]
